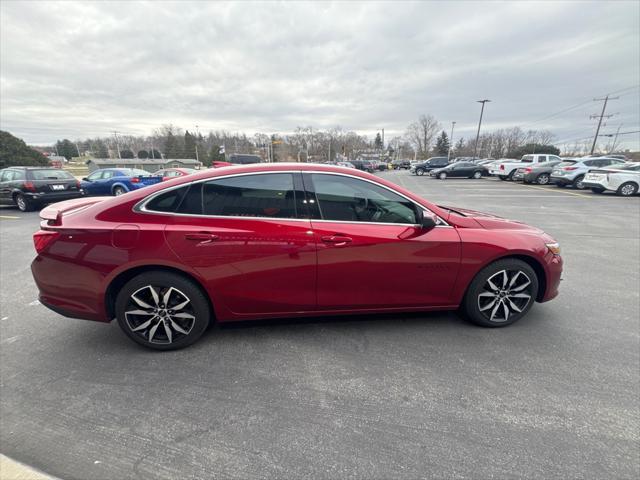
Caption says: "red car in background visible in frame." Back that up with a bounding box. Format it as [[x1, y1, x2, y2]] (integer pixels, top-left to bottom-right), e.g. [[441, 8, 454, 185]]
[[31, 164, 562, 350], [153, 167, 197, 182]]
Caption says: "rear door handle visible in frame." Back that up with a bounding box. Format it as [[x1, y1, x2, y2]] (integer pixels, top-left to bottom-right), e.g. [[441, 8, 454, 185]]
[[185, 232, 219, 243], [321, 235, 352, 246]]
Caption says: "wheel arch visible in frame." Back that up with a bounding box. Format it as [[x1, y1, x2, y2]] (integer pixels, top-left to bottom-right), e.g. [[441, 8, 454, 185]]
[[110, 182, 129, 194], [462, 253, 548, 304], [105, 264, 216, 321]]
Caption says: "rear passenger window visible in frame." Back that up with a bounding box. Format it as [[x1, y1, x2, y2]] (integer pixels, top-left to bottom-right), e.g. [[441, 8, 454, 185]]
[[201, 173, 298, 218], [145, 186, 189, 213]]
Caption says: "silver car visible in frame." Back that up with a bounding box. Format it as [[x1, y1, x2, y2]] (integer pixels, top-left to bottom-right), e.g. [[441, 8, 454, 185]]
[[550, 157, 627, 189]]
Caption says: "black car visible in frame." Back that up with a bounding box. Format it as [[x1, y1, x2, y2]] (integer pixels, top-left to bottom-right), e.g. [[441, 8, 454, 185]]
[[392, 159, 411, 169], [430, 161, 486, 180], [351, 160, 375, 173], [0, 166, 84, 212], [512, 160, 562, 185], [410, 156, 449, 175]]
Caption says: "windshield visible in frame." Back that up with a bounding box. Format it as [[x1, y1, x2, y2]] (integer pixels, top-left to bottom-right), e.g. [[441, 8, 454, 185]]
[[29, 169, 74, 180]]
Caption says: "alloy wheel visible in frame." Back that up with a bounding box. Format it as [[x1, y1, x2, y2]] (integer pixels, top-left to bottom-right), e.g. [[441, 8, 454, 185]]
[[439, 172, 447, 180], [537, 174, 550, 185], [16, 195, 26, 211], [477, 269, 532, 323], [114, 187, 126, 196], [473, 171, 482, 179], [619, 183, 637, 196], [125, 285, 195, 345]]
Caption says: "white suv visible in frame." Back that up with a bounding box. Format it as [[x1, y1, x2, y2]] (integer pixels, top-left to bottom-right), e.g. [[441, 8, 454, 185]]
[[550, 157, 627, 189], [582, 163, 640, 196]]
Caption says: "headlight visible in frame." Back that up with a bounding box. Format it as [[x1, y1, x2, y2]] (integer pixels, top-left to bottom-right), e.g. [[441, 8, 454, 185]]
[[546, 242, 561, 255]]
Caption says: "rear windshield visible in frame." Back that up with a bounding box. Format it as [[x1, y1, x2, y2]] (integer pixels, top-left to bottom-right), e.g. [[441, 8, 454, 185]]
[[121, 168, 151, 177], [557, 161, 577, 167], [28, 169, 74, 180]]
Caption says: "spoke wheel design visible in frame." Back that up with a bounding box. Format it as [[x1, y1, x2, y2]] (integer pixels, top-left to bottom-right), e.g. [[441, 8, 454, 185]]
[[16, 195, 26, 211], [477, 269, 532, 323], [618, 182, 638, 196], [537, 174, 550, 185], [125, 285, 195, 345]]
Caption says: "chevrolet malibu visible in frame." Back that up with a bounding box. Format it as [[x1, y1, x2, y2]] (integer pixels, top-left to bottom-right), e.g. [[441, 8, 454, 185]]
[[31, 164, 563, 350]]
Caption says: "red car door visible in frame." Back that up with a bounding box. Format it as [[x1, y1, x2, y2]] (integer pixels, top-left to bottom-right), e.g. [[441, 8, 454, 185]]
[[304, 172, 461, 310], [162, 172, 316, 317]]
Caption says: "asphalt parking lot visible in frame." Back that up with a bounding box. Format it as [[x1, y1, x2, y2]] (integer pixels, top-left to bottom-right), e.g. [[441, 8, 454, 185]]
[[1, 171, 639, 479]]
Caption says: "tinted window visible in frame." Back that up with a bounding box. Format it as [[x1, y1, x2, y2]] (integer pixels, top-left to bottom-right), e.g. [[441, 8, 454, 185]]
[[28, 169, 74, 180], [145, 186, 189, 213], [522, 155, 534, 163], [537, 156, 547, 162], [202, 173, 297, 218], [583, 160, 598, 167], [311, 174, 418, 224]]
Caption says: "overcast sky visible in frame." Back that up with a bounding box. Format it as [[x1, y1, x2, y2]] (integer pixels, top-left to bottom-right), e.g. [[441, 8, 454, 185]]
[[1, 0, 639, 149]]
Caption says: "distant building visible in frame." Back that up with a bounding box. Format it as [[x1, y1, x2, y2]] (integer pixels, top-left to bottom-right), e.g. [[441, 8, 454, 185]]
[[86, 158, 202, 173]]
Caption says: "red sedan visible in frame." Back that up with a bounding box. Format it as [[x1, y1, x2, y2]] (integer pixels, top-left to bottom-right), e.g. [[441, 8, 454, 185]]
[[31, 163, 562, 350], [153, 167, 197, 181]]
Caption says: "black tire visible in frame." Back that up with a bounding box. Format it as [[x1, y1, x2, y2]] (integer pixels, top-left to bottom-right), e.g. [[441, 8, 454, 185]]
[[113, 186, 127, 196], [14, 193, 34, 212], [115, 271, 212, 350], [498, 175, 508, 181], [439, 172, 447, 180], [536, 173, 550, 185], [616, 182, 639, 197], [415, 168, 425, 176], [591, 187, 605, 194], [572, 175, 586, 190], [472, 171, 482, 179], [462, 258, 539, 328]]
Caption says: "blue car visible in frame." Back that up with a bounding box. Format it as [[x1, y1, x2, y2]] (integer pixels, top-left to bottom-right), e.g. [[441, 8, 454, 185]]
[[81, 168, 163, 196]]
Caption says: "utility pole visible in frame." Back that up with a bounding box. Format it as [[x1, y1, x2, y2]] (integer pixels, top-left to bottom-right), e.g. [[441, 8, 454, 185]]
[[447, 121, 456, 161], [381, 128, 385, 150], [112, 131, 121, 159], [474, 100, 490, 159], [590, 95, 618, 155], [194, 125, 200, 162]]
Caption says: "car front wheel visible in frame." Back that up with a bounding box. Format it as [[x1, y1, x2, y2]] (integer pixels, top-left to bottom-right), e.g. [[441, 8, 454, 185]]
[[115, 271, 212, 350], [572, 175, 586, 189], [462, 259, 538, 327], [472, 171, 482, 179], [416, 168, 425, 176], [439, 172, 447, 180]]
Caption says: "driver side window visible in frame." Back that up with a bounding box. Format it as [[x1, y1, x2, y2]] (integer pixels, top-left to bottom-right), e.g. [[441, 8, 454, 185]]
[[87, 171, 103, 180], [310, 174, 418, 224]]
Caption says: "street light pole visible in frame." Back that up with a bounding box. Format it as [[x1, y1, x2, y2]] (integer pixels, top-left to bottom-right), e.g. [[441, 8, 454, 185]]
[[474, 99, 490, 159], [447, 121, 456, 161]]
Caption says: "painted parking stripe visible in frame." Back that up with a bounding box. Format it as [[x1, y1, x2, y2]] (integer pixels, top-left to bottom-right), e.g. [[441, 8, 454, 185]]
[[519, 184, 593, 198], [0, 215, 20, 219]]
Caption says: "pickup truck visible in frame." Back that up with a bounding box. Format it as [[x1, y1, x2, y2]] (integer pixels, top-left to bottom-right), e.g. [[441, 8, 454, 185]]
[[489, 154, 563, 180]]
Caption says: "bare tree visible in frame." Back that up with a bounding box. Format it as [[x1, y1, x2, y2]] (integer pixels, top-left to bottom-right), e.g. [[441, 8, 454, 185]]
[[405, 114, 440, 159]]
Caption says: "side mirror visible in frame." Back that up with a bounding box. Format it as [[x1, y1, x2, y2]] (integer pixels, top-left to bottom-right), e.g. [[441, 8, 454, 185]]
[[417, 209, 438, 230]]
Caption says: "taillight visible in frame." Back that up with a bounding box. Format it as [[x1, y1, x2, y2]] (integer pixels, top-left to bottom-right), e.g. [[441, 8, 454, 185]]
[[524, 167, 532, 173], [33, 230, 60, 254], [499, 164, 505, 170], [23, 181, 36, 192], [76, 179, 81, 189], [131, 177, 141, 183], [564, 166, 578, 171]]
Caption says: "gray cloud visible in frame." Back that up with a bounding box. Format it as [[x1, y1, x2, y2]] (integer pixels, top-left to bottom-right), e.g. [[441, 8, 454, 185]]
[[1, 0, 638, 150]]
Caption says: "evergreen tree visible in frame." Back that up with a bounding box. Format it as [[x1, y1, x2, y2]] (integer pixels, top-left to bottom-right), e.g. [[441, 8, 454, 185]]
[[120, 149, 134, 159], [55, 139, 77, 160], [435, 131, 450, 155], [0, 130, 48, 167], [207, 145, 225, 167], [164, 132, 179, 158], [137, 150, 149, 159], [374, 132, 383, 150], [184, 131, 196, 159]]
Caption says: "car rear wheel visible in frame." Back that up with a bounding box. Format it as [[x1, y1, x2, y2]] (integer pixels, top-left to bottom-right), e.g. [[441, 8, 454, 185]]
[[617, 182, 638, 196], [462, 259, 538, 327], [416, 168, 425, 176], [536, 173, 550, 185], [591, 187, 605, 194], [472, 171, 482, 179], [14, 193, 34, 212], [115, 271, 211, 350], [572, 175, 586, 189], [439, 172, 447, 180], [113, 186, 127, 196]]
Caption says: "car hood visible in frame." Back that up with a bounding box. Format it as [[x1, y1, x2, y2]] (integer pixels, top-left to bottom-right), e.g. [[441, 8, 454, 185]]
[[440, 205, 544, 233]]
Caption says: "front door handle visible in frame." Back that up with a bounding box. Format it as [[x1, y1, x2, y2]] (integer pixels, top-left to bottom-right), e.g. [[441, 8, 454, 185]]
[[321, 235, 352, 247], [184, 232, 219, 243]]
